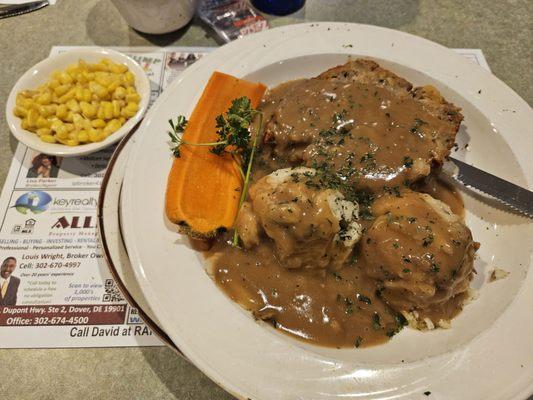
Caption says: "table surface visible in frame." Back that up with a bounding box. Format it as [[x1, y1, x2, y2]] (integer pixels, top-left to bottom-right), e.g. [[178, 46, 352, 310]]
[[0, 0, 531, 399]]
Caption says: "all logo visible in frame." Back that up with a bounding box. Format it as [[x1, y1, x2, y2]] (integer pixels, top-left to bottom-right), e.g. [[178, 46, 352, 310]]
[[51, 216, 96, 229], [13, 191, 52, 214]]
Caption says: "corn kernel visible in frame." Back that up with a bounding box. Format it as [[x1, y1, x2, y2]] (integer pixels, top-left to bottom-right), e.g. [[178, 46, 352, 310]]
[[92, 62, 108, 72], [124, 71, 135, 86], [36, 116, 50, 129], [88, 128, 104, 142], [91, 119, 106, 129], [21, 89, 39, 98], [77, 130, 89, 142], [113, 86, 127, 100], [27, 109, 40, 127], [36, 128, 51, 136], [36, 92, 52, 105], [103, 119, 122, 136], [41, 134, 57, 143], [16, 93, 26, 107], [110, 63, 128, 74], [100, 101, 114, 120], [42, 104, 57, 117], [74, 86, 84, 101], [112, 100, 121, 118], [47, 79, 60, 89], [96, 105, 105, 120], [58, 88, 76, 103], [13, 106, 28, 118], [66, 99, 81, 113], [56, 104, 68, 119], [66, 64, 79, 74], [80, 102, 97, 118], [55, 125, 69, 139], [54, 84, 70, 97], [89, 81, 108, 99], [125, 93, 141, 103], [50, 119, 63, 131], [107, 79, 121, 92], [82, 88, 92, 102], [59, 72, 73, 85], [121, 102, 138, 118], [63, 112, 74, 123], [95, 73, 113, 87]]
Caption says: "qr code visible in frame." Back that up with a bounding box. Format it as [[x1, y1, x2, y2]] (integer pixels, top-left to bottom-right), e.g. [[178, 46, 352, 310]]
[[102, 279, 124, 302]]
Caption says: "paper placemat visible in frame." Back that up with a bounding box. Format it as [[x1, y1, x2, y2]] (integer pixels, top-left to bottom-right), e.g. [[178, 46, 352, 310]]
[[0, 46, 490, 348]]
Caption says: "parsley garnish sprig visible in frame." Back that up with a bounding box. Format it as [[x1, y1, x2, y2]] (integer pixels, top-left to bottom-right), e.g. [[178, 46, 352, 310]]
[[167, 97, 263, 246]]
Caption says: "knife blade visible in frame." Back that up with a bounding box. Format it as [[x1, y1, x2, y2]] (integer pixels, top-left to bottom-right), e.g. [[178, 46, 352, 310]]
[[447, 157, 533, 218], [0, 0, 49, 19]]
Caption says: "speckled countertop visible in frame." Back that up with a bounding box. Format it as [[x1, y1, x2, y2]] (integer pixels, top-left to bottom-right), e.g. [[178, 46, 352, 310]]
[[0, 1, 531, 399]]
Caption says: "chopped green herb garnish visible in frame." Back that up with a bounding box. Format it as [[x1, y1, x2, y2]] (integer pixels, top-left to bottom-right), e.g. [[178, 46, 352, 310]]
[[360, 152, 375, 163], [357, 294, 372, 305], [167, 115, 188, 157], [403, 156, 414, 168], [355, 336, 363, 348], [423, 234, 434, 247], [345, 298, 354, 314], [382, 185, 401, 197], [431, 263, 440, 273], [332, 272, 343, 281], [372, 313, 381, 330], [410, 118, 428, 134]]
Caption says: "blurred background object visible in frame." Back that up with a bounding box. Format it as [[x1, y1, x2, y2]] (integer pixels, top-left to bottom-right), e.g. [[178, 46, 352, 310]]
[[111, 0, 198, 34], [251, 0, 305, 16], [198, 0, 268, 42], [0, 0, 49, 19]]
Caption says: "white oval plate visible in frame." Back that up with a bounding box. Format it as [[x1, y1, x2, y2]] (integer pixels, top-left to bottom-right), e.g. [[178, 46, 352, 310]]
[[6, 48, 150, 157], [120, 23, 533, 399]]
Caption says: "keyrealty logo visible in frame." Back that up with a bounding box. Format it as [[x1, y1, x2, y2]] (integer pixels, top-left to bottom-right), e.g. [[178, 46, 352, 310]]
[[13, 191, 52, 214]]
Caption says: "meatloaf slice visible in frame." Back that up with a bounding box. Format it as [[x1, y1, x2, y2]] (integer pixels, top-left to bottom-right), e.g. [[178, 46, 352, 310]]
[[316, 59, 463, 164]]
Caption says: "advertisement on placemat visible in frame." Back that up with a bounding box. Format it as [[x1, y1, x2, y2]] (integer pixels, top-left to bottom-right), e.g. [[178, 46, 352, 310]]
[[0, 46, 212, 348], [0, 46, 489, 349]]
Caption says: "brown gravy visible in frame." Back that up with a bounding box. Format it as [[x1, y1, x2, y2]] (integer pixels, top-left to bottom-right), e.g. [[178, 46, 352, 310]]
[[207, 74, 471, 348]]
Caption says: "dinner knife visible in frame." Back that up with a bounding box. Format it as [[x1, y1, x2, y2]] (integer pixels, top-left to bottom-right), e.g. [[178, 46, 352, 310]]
[[447, 157, 533, 218], [0, 0, 49, 19]]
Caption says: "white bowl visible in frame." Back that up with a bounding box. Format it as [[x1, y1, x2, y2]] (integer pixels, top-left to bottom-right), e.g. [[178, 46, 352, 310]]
[[6, 48, 150, 157]]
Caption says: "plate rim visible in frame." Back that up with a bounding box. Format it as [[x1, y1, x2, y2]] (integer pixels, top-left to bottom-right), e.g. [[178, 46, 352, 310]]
[[96, 124, 180, 351], [121, 22, 533, 400]]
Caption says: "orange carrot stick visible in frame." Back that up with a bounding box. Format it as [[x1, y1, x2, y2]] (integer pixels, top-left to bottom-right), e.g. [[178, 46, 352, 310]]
[[165, 71, 267, 238]]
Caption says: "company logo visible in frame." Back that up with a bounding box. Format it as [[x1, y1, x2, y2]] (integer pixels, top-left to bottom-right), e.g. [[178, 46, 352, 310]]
[[13, 191, 52, 214], [52, 197, 98, 208], [51, 216, 96, 229]]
